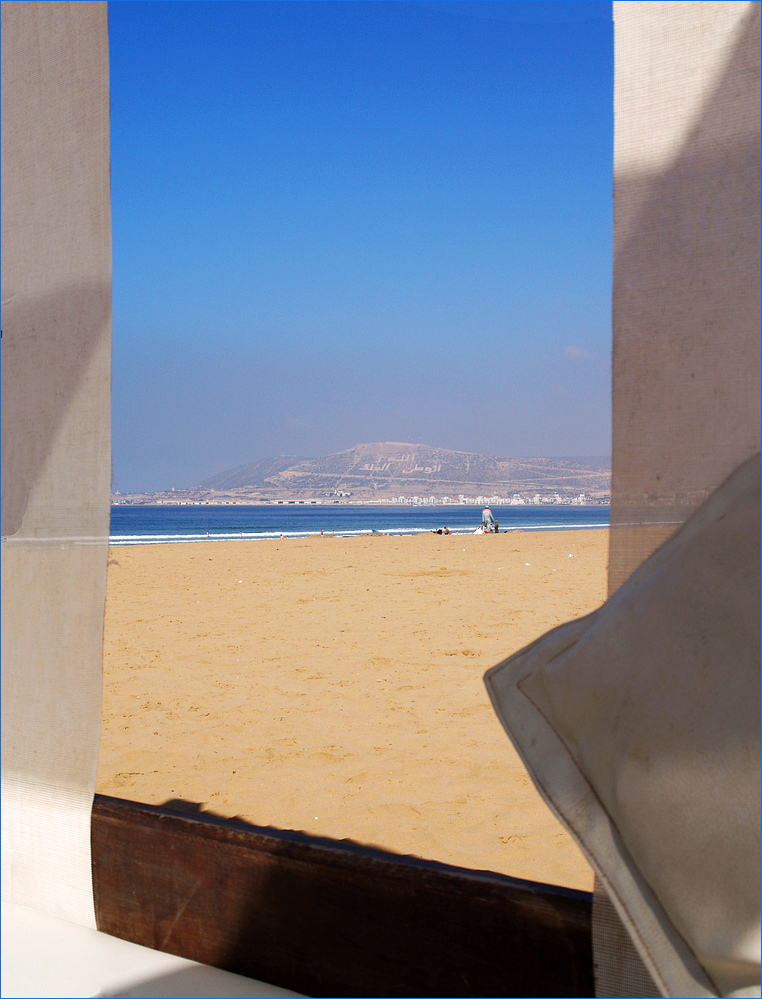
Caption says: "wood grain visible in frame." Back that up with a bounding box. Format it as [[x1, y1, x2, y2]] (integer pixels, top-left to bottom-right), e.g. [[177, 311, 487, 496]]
[[93, 794, 594, 998]]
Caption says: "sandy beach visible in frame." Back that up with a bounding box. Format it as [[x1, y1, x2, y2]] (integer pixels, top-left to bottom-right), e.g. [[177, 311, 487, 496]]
[[97, 528, 608, 891]]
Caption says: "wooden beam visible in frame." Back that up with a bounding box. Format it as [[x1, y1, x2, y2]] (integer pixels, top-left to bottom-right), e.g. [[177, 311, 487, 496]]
[[92, 794, 593, 997]]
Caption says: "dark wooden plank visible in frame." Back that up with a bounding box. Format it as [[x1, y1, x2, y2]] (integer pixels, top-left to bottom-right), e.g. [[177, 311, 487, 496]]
[[92, 794, 593, 998]]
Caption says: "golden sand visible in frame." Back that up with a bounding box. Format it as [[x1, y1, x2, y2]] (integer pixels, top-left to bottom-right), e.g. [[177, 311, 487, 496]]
[[97, 528, 608, 891]]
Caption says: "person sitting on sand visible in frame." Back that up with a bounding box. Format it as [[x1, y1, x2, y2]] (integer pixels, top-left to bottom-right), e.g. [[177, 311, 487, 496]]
[[481, 507, 495, 533], [444, 527, 451, 535]]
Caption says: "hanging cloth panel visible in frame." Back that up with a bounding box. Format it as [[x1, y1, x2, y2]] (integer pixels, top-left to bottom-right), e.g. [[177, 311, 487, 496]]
[[609, 0, 760, 594], [597, 2, 761, 995], [1, 1, 112, 927]]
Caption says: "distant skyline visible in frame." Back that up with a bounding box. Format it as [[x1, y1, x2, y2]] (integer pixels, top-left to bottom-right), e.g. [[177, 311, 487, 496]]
[[109, 1, 613, 494]]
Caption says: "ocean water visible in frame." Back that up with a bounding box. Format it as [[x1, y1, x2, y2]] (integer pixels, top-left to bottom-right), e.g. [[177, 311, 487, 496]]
[[110, 504, 609, 545]]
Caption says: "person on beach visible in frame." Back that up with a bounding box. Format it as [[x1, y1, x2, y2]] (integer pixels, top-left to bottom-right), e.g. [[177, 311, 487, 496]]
[[481, 507, 495, 533]]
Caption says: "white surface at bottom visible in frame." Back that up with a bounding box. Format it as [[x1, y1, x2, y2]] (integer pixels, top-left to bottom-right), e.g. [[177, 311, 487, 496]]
[[1, 902, 305, 998]]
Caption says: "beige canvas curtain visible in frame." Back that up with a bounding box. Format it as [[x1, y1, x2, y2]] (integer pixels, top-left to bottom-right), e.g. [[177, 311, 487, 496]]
[[603, 4, 760, 991], [1, 0, 111, 927], [609, 0, 760, 591]]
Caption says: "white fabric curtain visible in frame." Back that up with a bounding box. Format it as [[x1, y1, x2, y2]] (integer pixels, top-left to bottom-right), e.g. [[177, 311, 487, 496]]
[[1, 0, 111, 927], [609, 0, 760, 592], [599, 2, 760, 994]]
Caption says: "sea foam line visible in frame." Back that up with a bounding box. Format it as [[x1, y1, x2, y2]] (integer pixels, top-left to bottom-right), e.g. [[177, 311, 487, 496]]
[[109, 522, 607, 545]]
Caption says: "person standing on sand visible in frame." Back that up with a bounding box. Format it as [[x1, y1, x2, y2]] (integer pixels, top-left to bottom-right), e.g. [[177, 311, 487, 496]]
[[481, 507, 495, 533]]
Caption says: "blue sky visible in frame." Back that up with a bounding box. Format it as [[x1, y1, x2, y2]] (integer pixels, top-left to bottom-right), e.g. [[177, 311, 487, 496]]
[[109, 0, 613, 493]]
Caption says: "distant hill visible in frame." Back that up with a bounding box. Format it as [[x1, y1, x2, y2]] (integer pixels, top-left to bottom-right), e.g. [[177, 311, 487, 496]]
[[195, 443, 610, 500]]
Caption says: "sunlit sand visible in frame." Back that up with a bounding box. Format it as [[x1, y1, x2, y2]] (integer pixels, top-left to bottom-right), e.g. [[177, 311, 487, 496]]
[[97, 528, 608, 891]]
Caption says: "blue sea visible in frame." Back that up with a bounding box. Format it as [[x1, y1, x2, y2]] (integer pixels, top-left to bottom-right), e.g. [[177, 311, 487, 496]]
[[110, 504, 609, 545]]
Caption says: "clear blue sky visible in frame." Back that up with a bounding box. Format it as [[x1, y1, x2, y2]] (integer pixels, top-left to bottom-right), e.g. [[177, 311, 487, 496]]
[[109, 0, 613, 493]]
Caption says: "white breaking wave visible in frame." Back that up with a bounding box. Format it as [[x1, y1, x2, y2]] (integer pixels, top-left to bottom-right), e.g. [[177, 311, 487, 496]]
[[108, 523, 606, 545]]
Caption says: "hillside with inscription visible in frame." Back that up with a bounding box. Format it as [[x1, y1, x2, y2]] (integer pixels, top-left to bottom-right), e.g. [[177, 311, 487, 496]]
[[116, 444, 610, 504]]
